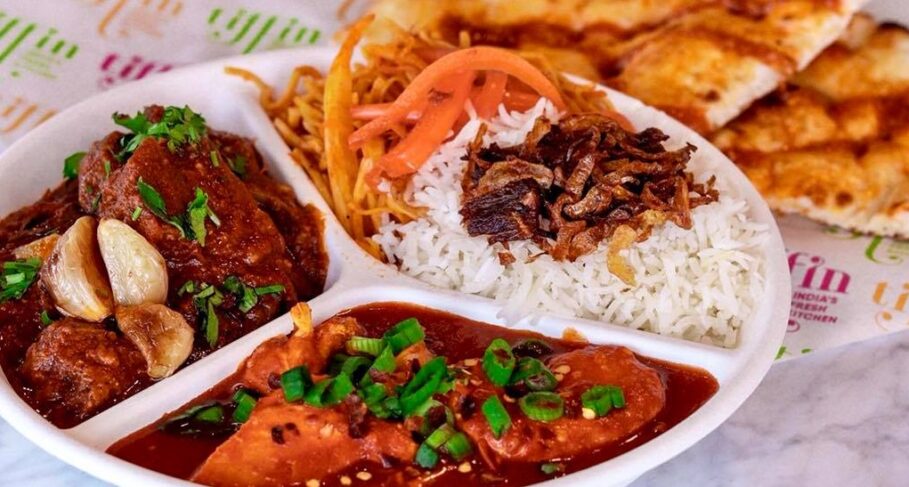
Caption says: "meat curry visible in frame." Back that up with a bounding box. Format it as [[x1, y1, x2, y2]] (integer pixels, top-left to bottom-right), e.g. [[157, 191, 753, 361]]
[[109, 303, 718, 486], [0, 105, 327, 428]]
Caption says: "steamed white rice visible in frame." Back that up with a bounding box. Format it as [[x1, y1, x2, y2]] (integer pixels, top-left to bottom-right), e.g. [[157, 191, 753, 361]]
[[374, 99, 768, 347]]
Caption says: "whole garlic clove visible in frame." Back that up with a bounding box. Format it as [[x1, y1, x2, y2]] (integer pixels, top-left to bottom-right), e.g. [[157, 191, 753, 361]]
[[41, 216, 114, 322], [97, 218, 168, 307], [13, 234, 60, 261], [116, 304, 194, 380]]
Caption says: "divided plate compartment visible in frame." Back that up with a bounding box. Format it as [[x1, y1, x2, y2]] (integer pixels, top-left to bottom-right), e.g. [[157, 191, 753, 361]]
[[0, 47, 791, 487]]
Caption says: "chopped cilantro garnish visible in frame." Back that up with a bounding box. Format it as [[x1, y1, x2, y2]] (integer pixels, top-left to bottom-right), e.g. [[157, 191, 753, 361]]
[[1, 258, 42, 302], [113, 105, 207, 159], [209, 150, 220, 167], [186, 188, 221, 247], [204, 299, 219, 348], [63, 152, 86, 180], [222, 276, 284, 313], [255, 284, 285, 296], [136, 179, 219, 246], [192, 283, 224, 348], [228, 155, 247, 178], [178, 280, 197, 296], [131, 206, 143, 221], [39, 310, 53, 326], [137, 177, 187, 238], [91, 193, 102, 213]]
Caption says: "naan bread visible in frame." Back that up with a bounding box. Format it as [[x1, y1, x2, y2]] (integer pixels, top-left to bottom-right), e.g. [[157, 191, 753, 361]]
[[713, 15, 909, 238], [369, 0, 867, 133]]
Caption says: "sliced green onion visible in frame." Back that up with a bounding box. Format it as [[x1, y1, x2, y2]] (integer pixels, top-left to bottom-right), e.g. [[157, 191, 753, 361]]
[[509, 357, 544, 385], [540, 462, 565, 475], [209, 150, 220, 167], [370, 344, 396, 373], [415, 442, 439, 469], [425, 423, 455, 449], [383, 317, 425, 354], [416, 400, 454, 436], [280, 366, 312, 403], [340, 356, 372, 383], [232, 389, 257, 423], [177, 280, 196, 296], [518, 392, 564, 422], [441, 432, 473, 461], [195, 405, 224, 423], [581, 385, 626, 417], [346, 336, 386, 356], [400, 357, 447, 416], [610, 387, 626, 408], [481, 395, 512, 439], [325, 372, 355, 405], [304, 379, 332, 407], [254, 284, 285, 296], [131, 206, 143, 221], [525, 369, 557, 392], [483, 339, 516, 386], [39, 310, 53, 326]]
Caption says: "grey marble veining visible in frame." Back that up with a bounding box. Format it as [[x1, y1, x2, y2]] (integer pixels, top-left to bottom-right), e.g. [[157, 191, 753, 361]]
[[2, 331, 909, 486]]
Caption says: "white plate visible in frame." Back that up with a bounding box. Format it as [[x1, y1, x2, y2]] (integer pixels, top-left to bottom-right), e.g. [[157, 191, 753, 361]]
[[0, 46, 790, 487]]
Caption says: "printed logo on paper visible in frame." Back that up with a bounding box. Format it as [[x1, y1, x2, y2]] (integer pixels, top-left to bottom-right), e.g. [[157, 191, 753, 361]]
[[99, 52, 174, 89], [0, 11, 79, 81], [871, 280, 909, 331], [91, 0, 184, 39], [207, 7, 323, 54], [822, 225, 909, 266], [787, 251, 851, 332], [0, 94, 56, 137]]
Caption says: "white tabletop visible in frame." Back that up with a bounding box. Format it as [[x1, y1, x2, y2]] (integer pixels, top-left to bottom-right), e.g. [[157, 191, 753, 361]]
[[2, 329, 907, 487]]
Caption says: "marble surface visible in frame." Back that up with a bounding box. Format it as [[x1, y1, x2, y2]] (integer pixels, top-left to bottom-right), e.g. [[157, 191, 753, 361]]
[[2, 330, 907, 486]]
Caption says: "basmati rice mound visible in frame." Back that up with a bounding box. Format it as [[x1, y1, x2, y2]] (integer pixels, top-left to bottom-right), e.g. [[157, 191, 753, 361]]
[[374, 99, 768, 348]]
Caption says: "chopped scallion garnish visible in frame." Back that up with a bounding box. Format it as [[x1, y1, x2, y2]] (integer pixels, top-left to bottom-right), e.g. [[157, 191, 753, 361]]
[[346, 336, 386, 356], [482, 339, 515, 387], [0, 258, 42, 303], [441, 432, 472, 461], [581, 385, 625, 417], [281, 366, 312, 403], [399, 357, 447, 416], [415, 443, 439, 469], [209, 150, 220, 167], [232, 389, 257, 423], [481, 395, 511, 439], [131, 206, 143, 221], [39, 310, 53, 326], [518, 392, 564, 422], [383, 317, 425, 354]]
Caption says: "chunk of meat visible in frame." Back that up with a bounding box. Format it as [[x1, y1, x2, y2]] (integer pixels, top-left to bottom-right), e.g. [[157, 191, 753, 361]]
[[451, 345, 665, 463], [213, 130, 326, 300], [460, 179, 542, 243], [81, 113, 299, 348], [20, 319, 145, 419], [78, 132, 123, 214], [192, 393, 417, 487], [240, 317, 363, 394]]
